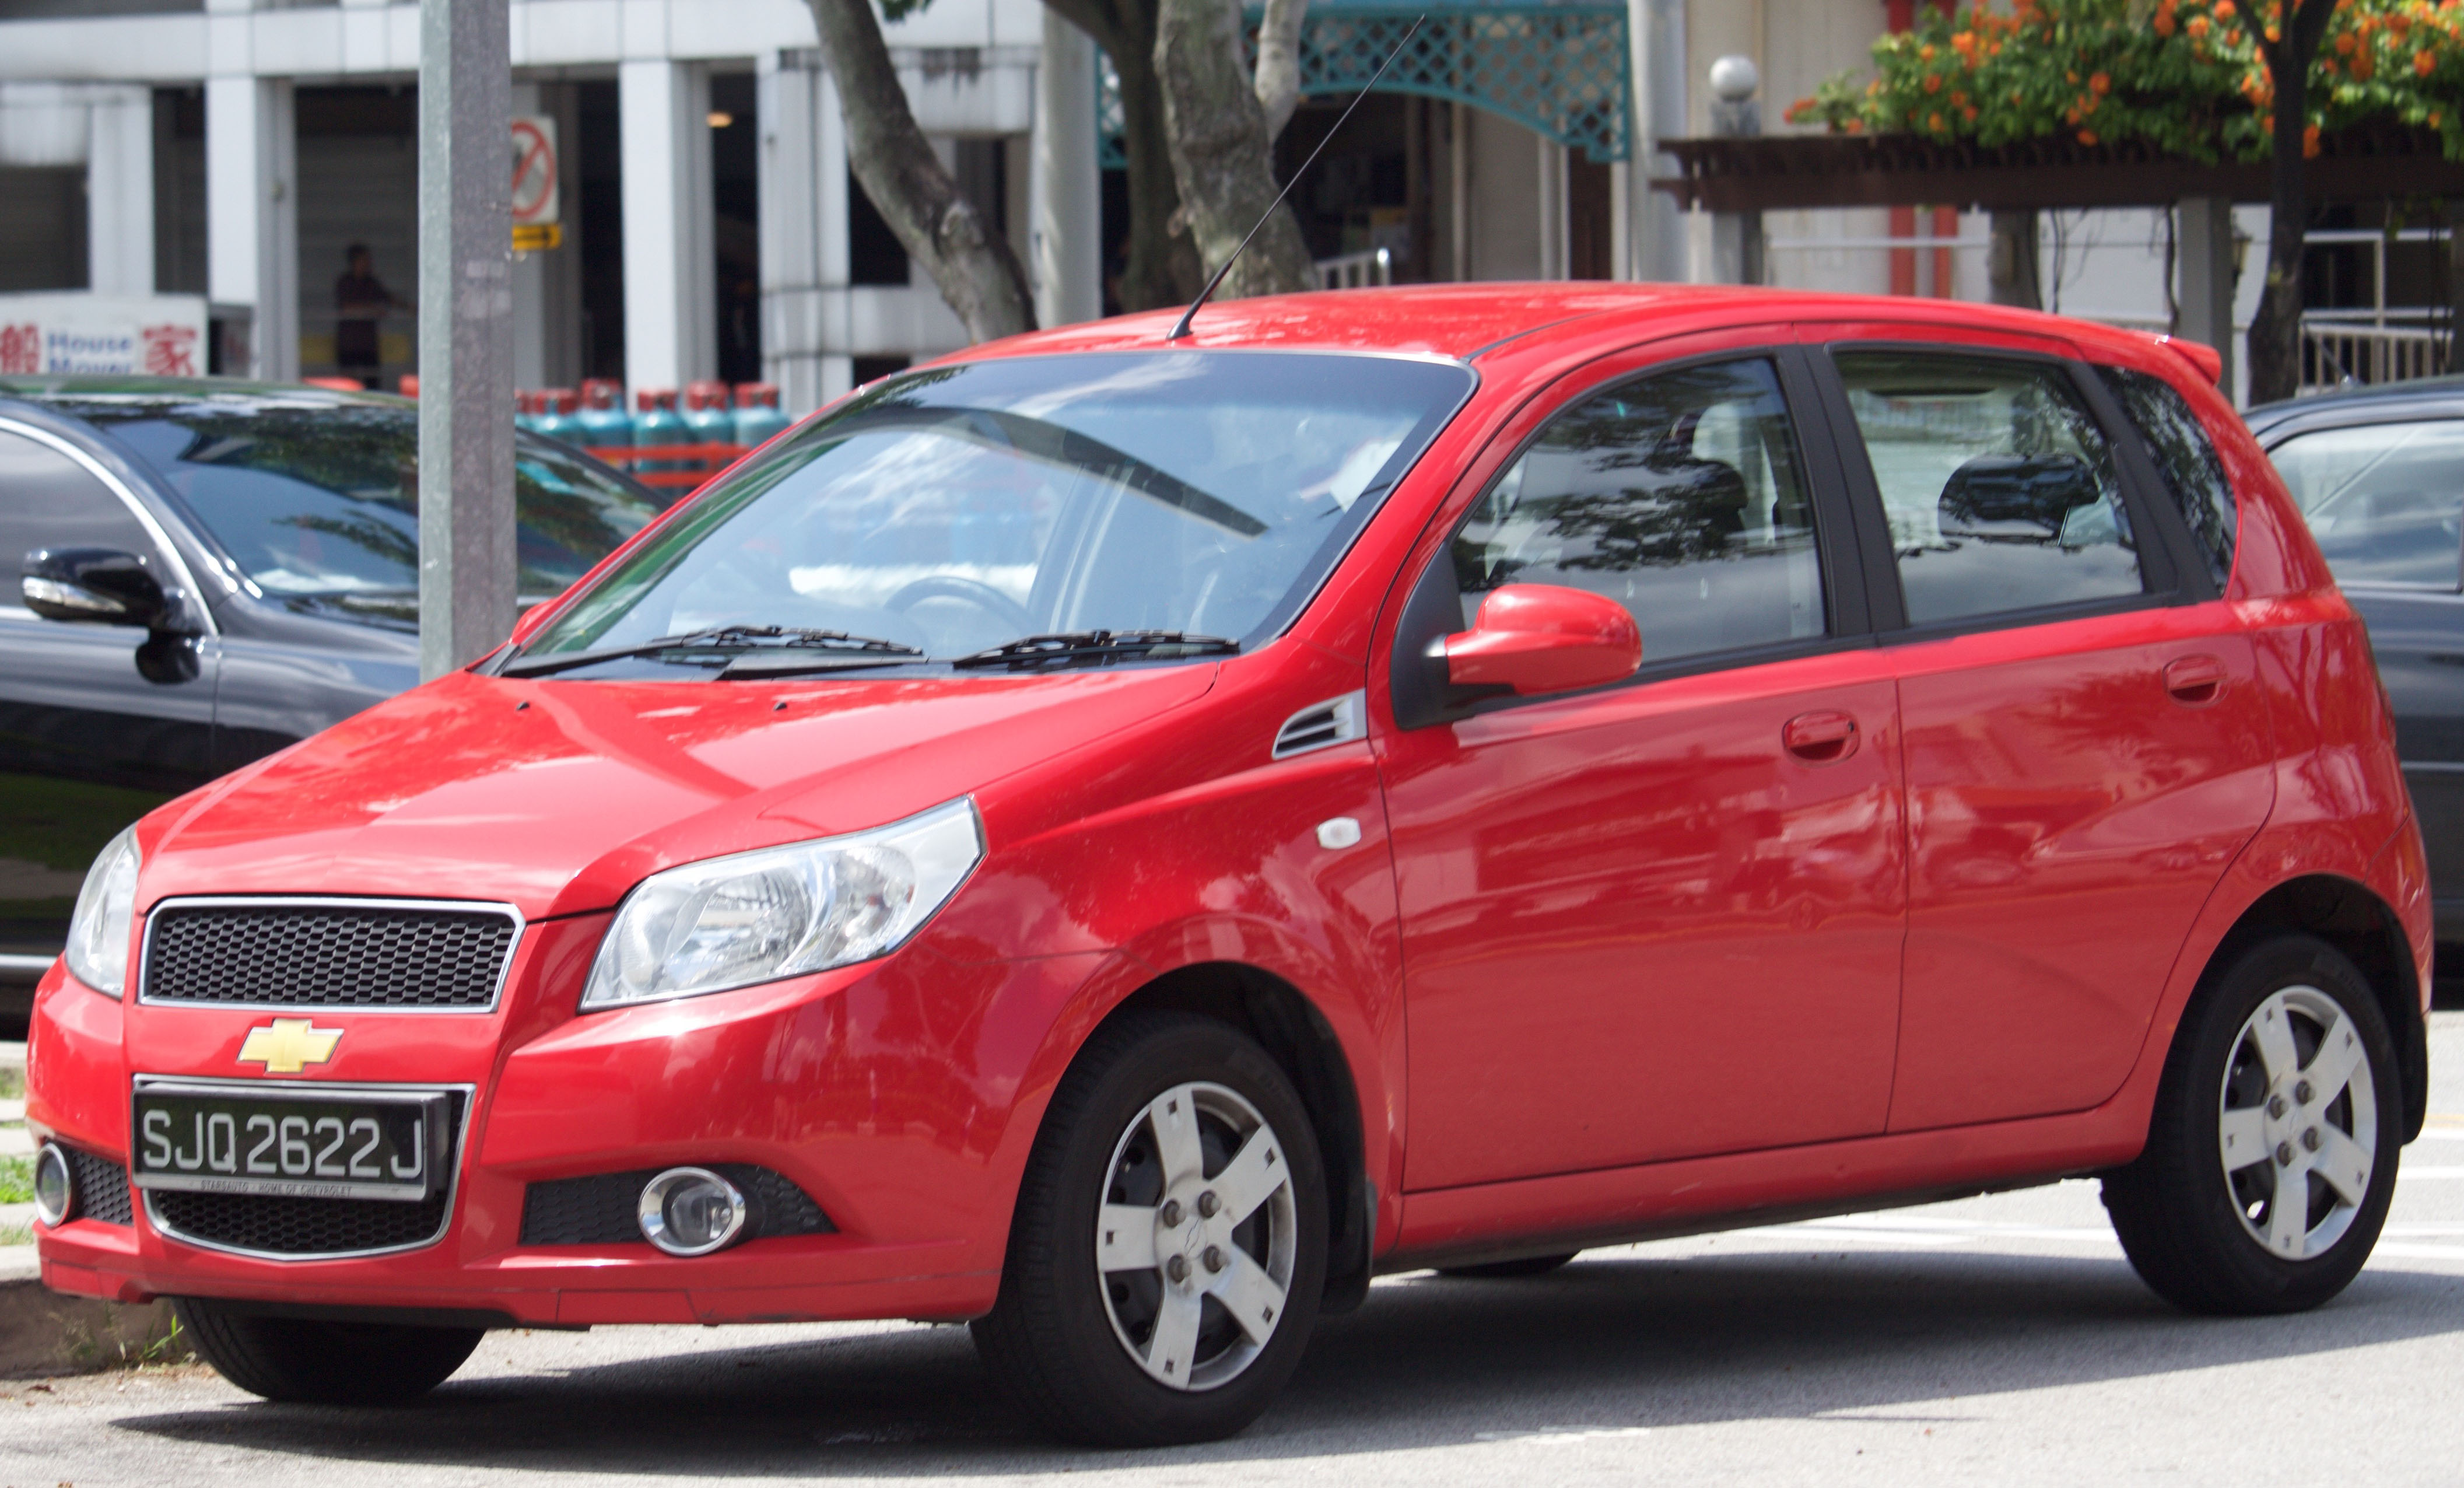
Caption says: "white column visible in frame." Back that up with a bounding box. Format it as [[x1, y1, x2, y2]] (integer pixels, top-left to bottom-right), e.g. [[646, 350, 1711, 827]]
[[1030, 9, 1101, 329], [1624, 0, 1686, 281], [2177, 196, 2237, 398], [619, 58, 715, 396], [1536, 136, 1568, 281], [86, 87, 153, 297], [756, 49, 850, 415], [207, 75, 297, 380]]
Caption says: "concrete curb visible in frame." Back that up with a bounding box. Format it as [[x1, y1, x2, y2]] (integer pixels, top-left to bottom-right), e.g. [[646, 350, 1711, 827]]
[[0, 1251, 180, 1380], [0, 1042, 185, 1377]]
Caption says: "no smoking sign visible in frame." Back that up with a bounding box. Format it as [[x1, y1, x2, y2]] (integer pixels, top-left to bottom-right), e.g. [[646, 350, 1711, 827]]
[[511, 115, 560, 250]]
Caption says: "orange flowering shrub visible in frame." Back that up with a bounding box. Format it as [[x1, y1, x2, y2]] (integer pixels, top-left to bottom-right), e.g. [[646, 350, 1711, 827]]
[[1785, 0, 2464, 163]]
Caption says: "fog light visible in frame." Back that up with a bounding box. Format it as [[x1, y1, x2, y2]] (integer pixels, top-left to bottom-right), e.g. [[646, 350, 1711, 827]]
[[31, 1143, 73, 1227], [637, 1167, 747, 1256]]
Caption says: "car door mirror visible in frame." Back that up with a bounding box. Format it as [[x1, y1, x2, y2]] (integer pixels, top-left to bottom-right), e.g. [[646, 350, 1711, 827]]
[[1442, 584, 1642, 697], [22, 547, 176, 630]]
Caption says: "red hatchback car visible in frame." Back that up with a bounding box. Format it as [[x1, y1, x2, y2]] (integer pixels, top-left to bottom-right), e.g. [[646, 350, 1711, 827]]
[[25, 286, 2431, 1445]]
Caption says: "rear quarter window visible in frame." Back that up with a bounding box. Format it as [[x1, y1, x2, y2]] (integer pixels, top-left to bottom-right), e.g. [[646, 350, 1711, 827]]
[[2095, 365, 2238, 589]]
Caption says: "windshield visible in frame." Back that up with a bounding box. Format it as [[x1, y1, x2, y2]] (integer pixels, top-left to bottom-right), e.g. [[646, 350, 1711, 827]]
[[76, 399, 661, 628], [516, 352, 1473, 672]]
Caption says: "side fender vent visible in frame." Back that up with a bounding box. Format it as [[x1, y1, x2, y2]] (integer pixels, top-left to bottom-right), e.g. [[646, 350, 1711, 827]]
[[1272, 691, 1366, 760]]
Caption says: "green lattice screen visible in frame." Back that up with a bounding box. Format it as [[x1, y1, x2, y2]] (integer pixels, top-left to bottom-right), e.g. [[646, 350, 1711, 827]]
[[1097, 2, 1631, 169]]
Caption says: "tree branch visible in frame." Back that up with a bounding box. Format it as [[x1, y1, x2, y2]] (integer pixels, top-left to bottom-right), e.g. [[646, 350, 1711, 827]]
[[807, 0, 1035, 342]]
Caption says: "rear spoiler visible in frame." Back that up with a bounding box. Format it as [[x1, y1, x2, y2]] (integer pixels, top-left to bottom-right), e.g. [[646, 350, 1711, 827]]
[[2154, 334, 2225, 387]]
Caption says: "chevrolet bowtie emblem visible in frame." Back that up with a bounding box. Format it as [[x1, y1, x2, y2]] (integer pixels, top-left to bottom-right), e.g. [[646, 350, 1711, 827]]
[[237, 1018, 343, 1074]]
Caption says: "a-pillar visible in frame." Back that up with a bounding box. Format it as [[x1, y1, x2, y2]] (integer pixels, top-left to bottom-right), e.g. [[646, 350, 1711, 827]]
[[756, 48, 850, 414], [206, 75, 297, 380], [1030, 9, 1101, 329], [511, 82, 584, 391], [620, 58, 715, 398], [86, 87, 152, 297], [2176, 195, 2237, 397]]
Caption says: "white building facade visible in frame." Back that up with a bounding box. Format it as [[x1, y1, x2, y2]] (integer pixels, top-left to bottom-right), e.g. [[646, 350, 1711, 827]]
[[0, 0, 2319, 414]]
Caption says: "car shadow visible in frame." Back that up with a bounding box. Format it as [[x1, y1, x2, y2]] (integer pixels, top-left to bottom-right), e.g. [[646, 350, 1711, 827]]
[[107, 1244, 2464, 1474]]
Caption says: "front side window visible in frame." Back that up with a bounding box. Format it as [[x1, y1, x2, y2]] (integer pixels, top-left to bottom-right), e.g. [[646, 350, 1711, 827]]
[[1835, 351, 2143, 628], [518, 353, 1473, 671], [1450, 358, 1825, 670], [2271, 420, 2464, 591], [2097, 364, 2238, 589]]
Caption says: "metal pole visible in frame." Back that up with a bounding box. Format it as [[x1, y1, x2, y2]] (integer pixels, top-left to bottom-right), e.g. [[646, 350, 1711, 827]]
[[418, 0, 516, 681]]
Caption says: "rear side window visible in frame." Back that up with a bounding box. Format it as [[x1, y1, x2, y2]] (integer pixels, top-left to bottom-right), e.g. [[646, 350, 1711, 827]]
[[1451, 357, 1825, 670], [2271, 420, 2464, 591], [1833, 351, 2143, 627], [2096, 365, 2238, 589]]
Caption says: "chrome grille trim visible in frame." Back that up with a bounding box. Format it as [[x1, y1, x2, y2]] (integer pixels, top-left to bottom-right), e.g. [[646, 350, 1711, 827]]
[[131, 1076, 475, 1262], [1271, 691, 1366, 760], [137, 895, 525, 1013]]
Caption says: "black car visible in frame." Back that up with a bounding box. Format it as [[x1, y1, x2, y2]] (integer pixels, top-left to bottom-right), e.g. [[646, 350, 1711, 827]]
[[2248, 379, 2464, 950], [0, 379, 663, 1013]]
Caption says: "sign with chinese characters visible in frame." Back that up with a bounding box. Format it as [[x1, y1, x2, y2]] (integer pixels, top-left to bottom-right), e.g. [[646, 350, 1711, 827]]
[[0, 294, 208, 377]]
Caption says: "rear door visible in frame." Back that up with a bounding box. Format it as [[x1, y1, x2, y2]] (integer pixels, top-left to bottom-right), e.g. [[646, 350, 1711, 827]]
[[1380, 330, 1908, 1191], [1810, 329, 2275, 1132]]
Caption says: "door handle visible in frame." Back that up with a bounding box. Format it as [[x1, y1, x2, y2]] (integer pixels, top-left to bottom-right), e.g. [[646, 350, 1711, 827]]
[[1783, 710, 1859, 765], [2165, 654, 2228, 706]]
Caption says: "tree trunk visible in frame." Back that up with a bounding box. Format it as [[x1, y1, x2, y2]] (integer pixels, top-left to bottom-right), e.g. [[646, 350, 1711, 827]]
[[1154, 0, 1316, 300], [806, 0, 1035, 342], [1254, 0, 1308, 142], [1043, 0, 1201, 312], [2245, 0, 2333, 405]]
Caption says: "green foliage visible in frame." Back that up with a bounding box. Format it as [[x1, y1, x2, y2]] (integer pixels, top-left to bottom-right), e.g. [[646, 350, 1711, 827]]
[[0, 1156, 32, 1206], [1788, 0, 2464, 163]]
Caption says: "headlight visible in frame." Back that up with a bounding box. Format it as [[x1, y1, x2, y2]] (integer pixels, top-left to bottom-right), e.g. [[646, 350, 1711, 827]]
[[581, 797, 982, 1010], [64, 825, 139, 997]]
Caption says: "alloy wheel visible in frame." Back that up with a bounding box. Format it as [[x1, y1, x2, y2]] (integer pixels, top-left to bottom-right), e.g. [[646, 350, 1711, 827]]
[[1095, 1080, 1298, 1391], [2218, 984, 2378, 1262]]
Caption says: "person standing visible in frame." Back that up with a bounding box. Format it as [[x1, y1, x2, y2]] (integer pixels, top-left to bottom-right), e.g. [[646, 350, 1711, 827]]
[[334, 244, 406, 390]]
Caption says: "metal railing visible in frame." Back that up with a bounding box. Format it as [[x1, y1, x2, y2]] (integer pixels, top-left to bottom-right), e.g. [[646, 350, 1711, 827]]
[[2299, 321, 2449, 394], [1316, 247, 1393, 290]]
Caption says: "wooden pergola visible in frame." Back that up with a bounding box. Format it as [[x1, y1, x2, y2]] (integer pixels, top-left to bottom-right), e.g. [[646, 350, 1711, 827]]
[[1649, 123, 2464, 390]]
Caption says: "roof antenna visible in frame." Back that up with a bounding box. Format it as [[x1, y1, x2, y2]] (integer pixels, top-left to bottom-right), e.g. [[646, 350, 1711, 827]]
[[1167, 13, 1427, 342]]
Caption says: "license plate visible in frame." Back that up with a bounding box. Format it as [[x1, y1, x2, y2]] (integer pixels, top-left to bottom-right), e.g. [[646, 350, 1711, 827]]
[[131, 1083, 450, 1202]]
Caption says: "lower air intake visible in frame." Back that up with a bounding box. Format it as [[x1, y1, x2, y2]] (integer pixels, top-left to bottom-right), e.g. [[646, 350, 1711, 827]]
[[149, 1189, 451, 1258], [63, 1148, 131, 1226]]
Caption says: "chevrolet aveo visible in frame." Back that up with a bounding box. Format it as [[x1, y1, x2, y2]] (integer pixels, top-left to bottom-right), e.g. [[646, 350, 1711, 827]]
[[24, 286, 2432, 1447]]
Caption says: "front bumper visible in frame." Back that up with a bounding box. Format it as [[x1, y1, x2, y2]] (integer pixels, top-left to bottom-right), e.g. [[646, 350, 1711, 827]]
[[27, 917, 1103, 1326]]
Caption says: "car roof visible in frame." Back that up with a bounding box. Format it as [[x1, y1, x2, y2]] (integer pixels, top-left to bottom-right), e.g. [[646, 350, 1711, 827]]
[[954, 281, 2190, 369], [0, 375, 412, 415], [2244, 376, 2464, 438]]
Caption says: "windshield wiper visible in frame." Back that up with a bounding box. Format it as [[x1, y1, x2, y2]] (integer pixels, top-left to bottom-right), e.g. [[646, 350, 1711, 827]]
[[500, 625, 923, 679], [949, 631, 1239, 671]]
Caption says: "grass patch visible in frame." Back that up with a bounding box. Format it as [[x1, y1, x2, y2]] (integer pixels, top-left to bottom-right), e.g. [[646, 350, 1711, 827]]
[[0, 1155, 31, 1205], [0, 1066, 22, 1101]]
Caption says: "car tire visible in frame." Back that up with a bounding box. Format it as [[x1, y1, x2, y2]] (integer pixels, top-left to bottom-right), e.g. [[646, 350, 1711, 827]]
[[172, 1298, 483, 1405], [2103, 933, 2402, 1315], [972, 1010, 1329, 1447], [1436, 1252, 1579, 1278]]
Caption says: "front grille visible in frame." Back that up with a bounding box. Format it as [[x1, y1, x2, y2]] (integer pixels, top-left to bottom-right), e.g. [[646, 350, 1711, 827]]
[[63, 1148, 131, 1226], [143, 899, 518, 1009], [150, 1189, 450, 1257], [521, 1165, 834, 1246]]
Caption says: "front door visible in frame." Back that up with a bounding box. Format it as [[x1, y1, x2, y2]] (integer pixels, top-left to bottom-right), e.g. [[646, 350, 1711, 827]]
[[0, 425, 218, 968], [1818, 341, 2276, 1132], [1382, 344, 1906, 1192]]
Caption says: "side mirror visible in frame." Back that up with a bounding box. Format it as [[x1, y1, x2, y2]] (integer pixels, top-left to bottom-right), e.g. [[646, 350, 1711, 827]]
[[1442, 584, 1642, 697], [22, 548, 174, 630]]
